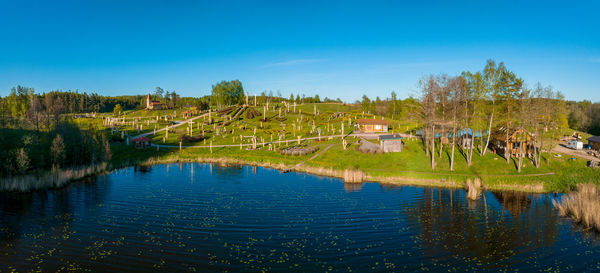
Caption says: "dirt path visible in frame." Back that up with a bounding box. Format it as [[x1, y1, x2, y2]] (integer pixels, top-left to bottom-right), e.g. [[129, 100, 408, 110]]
[[132, 112, 209, 139], [294, 144, 335, 167], [553, 142, 598, 162]]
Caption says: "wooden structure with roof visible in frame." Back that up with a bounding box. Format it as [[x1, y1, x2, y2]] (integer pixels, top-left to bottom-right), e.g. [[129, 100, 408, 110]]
[[131, 136, 152, 148], [356, 119, 390, 133], [490, 127, 535, 157], [378, 134, 403, 152], [588, 136, 600, 151]]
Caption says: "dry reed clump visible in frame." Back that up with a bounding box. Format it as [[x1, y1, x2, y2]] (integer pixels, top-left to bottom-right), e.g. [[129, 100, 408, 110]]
[[553, 184, 600, 231], [466, 178, 483, 200], [0, 163, 107, 192], [343, 169, 365, 183]]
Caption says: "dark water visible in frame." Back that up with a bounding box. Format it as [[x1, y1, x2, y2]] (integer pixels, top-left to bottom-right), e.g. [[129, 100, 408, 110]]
[[1, 164, 599, 272]]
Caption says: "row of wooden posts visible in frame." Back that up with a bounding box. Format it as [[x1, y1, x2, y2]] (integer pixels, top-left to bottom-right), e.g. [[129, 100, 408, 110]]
[[105, 105, 351, 151]]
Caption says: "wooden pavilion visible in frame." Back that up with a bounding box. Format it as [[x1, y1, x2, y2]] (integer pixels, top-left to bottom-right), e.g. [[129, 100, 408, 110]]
[[489, 127, 535, 157], [588, 136, 600, 151]]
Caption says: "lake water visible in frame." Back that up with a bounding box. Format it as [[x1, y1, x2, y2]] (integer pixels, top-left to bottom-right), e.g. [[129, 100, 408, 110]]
[[1, 163, 599, 272]]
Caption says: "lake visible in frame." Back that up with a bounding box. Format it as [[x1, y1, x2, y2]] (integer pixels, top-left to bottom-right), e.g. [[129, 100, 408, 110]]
[[1, 163, 599, 272]]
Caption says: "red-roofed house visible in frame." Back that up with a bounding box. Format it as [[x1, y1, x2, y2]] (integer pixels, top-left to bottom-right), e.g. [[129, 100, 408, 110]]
[[132, 136, 152, 148], [356, 119, 390, 133]]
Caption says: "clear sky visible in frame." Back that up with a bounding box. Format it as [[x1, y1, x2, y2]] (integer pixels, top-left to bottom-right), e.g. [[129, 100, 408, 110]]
[[1, 0, 598, 102]]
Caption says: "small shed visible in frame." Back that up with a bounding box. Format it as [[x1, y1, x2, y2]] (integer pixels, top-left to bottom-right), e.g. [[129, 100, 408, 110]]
[[588, 136, 600, 151], [132, 136, 152, 148], [356, 119, 390, 133], [379, 134, 403, 152]]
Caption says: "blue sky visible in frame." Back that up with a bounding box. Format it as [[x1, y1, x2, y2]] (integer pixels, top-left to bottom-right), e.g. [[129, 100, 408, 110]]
[[1, 0, 598, 102]]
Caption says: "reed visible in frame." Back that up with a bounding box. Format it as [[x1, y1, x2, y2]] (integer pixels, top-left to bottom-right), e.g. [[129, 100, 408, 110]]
[[553, 184, 600, 231], [343, 169, 365, 183], [466, 178, 483, 200]]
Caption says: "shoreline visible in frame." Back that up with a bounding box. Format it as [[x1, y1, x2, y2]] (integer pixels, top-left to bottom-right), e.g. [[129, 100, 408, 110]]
[[0, 154, 549, 193], [113, 155, 548, 193]]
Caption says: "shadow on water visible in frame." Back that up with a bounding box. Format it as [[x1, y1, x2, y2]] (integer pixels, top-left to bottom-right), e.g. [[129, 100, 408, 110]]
[[134, 164, 153, 173]]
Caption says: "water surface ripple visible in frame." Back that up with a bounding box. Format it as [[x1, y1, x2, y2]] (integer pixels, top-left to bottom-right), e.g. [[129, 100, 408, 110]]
[[0, 163, 599, 272]]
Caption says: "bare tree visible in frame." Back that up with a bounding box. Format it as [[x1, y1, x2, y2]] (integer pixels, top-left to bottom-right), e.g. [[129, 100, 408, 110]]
[[420, 75, 439, 169], [482, 60, 502, 156], [448, 77, 461, 171]]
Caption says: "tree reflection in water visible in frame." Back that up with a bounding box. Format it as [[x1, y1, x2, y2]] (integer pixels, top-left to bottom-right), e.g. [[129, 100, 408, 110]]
[[403, 187, 559, 266], [211, 164, 244, 182], [0, 176, 109, 256]]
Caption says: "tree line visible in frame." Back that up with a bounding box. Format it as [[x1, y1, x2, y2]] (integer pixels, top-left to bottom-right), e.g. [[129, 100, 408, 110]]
[[209, 79, 340, 109], [567, 100, 600, 136], [418, 60, 568, 172]]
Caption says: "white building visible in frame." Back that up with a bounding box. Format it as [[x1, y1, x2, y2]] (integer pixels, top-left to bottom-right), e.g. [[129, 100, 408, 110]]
[[567, 140, 583, 150]]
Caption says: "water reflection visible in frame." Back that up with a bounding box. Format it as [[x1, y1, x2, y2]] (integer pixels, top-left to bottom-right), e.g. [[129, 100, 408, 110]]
[[211, 164, 244, 180], [134, 164, 152, 172], [344, 183, 364, 192], [493, 191, 533, 216], [403, 187, 561, 265], [0, 176, 109, 243], [0, 164, 598, 272]]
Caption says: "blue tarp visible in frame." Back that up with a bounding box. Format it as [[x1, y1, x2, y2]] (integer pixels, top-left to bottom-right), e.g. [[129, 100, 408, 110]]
[[415, 128, 488, 138]]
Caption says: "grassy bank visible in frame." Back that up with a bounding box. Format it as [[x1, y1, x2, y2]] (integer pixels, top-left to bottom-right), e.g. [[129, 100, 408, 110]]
[[3, 134, 596, 193], [106, 134, 599, 193], [4, 103, 598, 193]]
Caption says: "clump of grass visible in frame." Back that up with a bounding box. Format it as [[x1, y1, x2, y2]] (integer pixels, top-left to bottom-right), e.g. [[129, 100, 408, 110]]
[[553, 184, 600, 231], [466, 178, 483, 200]]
